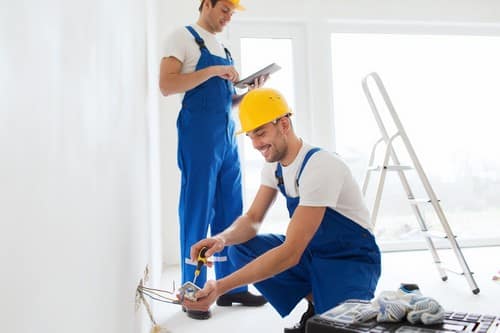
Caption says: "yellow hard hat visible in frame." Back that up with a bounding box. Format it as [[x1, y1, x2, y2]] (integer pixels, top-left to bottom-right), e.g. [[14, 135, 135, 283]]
[[228, 0, 245, 11], [202, 0, 245, 11], [237, 88, 291, 134]]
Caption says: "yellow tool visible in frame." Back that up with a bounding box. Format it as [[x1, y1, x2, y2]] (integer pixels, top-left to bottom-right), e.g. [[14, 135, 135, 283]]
[[192, 247, 208, 285]]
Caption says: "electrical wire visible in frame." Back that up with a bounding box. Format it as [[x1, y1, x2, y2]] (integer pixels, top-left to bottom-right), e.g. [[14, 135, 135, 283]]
[[140, 290, 179, 305], [136, 282, 181, 332], [138, 285, 181, 305]]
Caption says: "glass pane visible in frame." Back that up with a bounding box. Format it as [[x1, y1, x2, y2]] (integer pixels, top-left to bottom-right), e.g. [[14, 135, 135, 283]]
[[331, 33, 500, 246], [238, 37, 294, 233]]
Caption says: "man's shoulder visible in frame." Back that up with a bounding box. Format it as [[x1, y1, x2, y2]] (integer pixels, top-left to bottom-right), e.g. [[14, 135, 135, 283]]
[[303, 145, 345, 164], [168, 26, 194, 41], [305, 149, 349, 176], [315, 149, 345, 163], [262, 161, 278, 173]]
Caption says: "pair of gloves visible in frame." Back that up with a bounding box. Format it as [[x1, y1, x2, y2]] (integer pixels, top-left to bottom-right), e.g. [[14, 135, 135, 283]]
[[353, 285, 445, 325]]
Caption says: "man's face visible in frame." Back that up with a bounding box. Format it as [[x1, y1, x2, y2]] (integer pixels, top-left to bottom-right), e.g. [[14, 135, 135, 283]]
[[203, 0, 236, 33], [247, 118, 288, 163]]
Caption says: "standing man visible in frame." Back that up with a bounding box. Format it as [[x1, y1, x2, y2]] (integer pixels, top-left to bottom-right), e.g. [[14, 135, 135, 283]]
[[159, 0, 267, 320], [183, 88, 381, 333]]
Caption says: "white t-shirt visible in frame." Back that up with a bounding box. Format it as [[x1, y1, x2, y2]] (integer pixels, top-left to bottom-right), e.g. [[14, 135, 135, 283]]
[[261, 142, 373, 232], [163, 23, 229, 75]]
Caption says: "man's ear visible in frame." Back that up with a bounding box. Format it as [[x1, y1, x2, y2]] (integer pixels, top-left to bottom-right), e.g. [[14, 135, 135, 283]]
[[204, 0, 214, 9], [279, 116, 291, 134], [200, 0, 208, 11]]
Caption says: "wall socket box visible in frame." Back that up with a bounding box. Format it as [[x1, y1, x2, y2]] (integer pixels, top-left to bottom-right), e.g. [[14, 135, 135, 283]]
[[135, 264, 151, 311]]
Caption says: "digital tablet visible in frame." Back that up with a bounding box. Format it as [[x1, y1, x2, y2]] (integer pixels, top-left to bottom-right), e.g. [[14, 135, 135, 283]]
[[234, 63, 281, 88]]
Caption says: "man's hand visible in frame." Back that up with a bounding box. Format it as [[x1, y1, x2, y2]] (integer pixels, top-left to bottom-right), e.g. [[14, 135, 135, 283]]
[[212, 65, 239, 82], [182, 280, 219, 312], [231, 73, 270, 106], [246, 74, 269, 90], [190, 236, 226, 268]]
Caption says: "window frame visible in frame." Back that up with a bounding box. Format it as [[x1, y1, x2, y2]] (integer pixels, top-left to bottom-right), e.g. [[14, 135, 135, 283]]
[[228, 22, 310, 209], [226, 19, 500, 250], [328, 20, 500, 251]]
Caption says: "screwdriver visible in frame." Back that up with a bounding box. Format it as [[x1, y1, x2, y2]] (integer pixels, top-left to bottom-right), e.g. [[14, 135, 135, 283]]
[[192, 246, 208, 285]]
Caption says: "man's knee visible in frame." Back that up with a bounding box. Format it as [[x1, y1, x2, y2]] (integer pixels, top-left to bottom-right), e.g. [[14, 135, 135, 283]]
[[228, 243, 249, 269], [227, 238, 263, 268], [228, 235, 282, 269]]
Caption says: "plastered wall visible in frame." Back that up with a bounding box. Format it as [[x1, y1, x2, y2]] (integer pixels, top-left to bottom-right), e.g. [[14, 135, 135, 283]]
[[0, 0, 160, 332]]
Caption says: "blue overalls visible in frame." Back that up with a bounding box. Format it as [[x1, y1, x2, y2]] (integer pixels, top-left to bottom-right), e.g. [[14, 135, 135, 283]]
[[228, 148, 381, 316], [177, 26, 246, 295]]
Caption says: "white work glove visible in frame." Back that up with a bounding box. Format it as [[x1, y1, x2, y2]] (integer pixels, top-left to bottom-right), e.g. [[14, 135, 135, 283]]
[[352, 286, 444, 325], [376, 297, 409, 322], [407, 296, 445, 325], [353, 290, 417, 323], [353, 306, 379, 323], [375, 290, 418, 322]]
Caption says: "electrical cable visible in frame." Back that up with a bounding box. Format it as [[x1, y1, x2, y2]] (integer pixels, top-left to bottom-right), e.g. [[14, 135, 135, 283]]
[[138, 286, 180, 305]]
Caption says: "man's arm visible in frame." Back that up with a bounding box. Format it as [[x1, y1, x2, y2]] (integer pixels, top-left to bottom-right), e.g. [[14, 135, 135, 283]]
[[159, 56, 239, 96], [185, 204, 326, 311], [216, 205, 326, 291], [190, 185, 277, 261]]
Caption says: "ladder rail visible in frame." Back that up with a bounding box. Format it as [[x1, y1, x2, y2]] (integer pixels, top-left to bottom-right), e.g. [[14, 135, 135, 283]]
[[362, 137, 384, 196], [362, 73, 445, 278], [365, 73, 445, 219], [370, 132, 405, 226], [361, 72, 479, 294], [362, 75, 419, 204], [362, 75, 431, 232], [361, 105, 448, 281]]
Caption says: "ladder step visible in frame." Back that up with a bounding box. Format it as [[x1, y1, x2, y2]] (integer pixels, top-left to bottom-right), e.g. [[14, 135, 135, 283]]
[[421, 230, 456, 239], [367, 165, 413, 171], [442, 266, 473, 276], [408, 198, 441, 205]]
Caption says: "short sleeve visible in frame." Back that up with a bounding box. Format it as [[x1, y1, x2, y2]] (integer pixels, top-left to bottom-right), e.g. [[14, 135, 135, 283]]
[[163, 28, 187, 63], [298, 152, 348, 207], [261, 162, 278, 189]]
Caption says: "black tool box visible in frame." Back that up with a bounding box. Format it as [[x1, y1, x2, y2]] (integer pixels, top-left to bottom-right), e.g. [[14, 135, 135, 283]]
[[306, 299, 499, 333]]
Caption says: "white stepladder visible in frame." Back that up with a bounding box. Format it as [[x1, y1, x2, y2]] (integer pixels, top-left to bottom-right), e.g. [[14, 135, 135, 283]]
[[361, 72, 480, 294]]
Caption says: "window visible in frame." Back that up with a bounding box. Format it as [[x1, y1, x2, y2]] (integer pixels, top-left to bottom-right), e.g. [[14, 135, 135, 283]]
[[237, 37, 294, 233], [331, 33, 500, 248], [229, 23, 307, 233]]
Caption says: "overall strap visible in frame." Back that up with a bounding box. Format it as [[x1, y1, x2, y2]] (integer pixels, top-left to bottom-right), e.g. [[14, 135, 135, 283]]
[[274, 147, 322, 191], [223, 46, 233, 63], [275, 164, 284, 186], [296, 147, 321, 187], [185, 26, 207, 50]]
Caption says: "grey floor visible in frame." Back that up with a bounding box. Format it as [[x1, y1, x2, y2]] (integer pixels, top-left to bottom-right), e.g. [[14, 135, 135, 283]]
[[153, 246, 500, 333]]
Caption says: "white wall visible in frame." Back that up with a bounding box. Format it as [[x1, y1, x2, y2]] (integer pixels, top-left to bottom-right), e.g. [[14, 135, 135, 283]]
[[0, 0, 161, 332], [157, 1, 199, 266], [157, 0, 500, 266]]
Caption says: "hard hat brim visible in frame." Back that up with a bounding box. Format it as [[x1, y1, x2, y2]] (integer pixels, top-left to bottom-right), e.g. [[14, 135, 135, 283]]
[[236, 112, 292, 136]]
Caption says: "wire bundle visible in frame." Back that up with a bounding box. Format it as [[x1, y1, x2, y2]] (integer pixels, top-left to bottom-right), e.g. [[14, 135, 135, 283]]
[[136, 283, 180, 333], [138, 284, 180, 305]]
